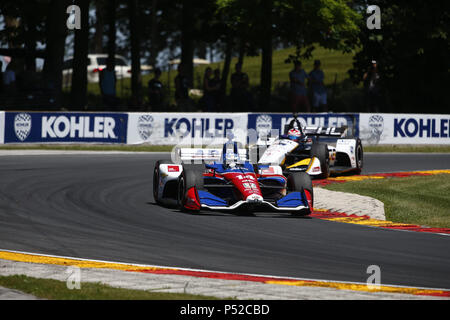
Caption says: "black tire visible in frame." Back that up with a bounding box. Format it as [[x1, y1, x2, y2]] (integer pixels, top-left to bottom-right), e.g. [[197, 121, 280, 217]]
[[177, 164, 204, 212], [153, 160, 172, 204], [355, 139, 364, 174], [287, 172, 314, 207], [310, 143, 330, 179]]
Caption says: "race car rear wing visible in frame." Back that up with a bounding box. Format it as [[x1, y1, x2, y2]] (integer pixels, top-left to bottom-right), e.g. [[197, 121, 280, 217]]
[[176, 148, 248, 163], [302, 126, 347, 137]]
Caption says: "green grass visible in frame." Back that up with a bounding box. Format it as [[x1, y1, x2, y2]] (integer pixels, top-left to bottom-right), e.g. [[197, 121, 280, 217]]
[[0, 275, 225, 300], [324, 174, 450, 228], [364, 145, 450, 153]]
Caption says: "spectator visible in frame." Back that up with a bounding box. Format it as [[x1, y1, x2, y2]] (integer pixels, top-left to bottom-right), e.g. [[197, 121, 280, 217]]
[[289, 61, 310, 113], [230, 62, 253, 111], [308, 60, 328, 112], [99, 63, 118, 109], [203, 67, 221, 112], [147, 68, 163, 111], [174, 64, 193, 111], [363, 60, 381, 112]]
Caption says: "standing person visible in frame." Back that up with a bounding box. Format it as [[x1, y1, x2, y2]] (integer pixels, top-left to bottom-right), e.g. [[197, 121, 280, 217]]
[[363, 60, 381, 112], [230, 62, 252, 111], [147, 68, 164, 111], [308, 60, 328, 112], [174, 64, 193, 111], [99, 63, 118, 109], [289, 61, 310, 113]]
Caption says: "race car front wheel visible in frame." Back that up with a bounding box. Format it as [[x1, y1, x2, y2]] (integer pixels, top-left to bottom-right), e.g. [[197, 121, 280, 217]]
[[287, 172, 314, 208], [177, 164, 204, 212], [355, 139, 364, 173], [311, 143, 330, 179], [153, 160, 171, 204]]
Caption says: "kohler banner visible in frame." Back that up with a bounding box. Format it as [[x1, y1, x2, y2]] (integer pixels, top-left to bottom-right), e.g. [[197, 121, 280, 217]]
[[248, 113, 360, 137], [3, 112, 128, 144], [359, 113, 450, 145], [127, 113, 249, 145]]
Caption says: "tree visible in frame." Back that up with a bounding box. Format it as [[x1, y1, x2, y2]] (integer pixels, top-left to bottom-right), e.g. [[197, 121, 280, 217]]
[[350, 0, 450, 113], [148, 0, 159, 68], [259, 0, 273, 108], [70, 0, 90, 109], [180, 1, 195, 87], [92, 0, 105, 53], [129, 0, 142, 107], [106, 0, 116, 70], [218, 0, 361, 110], [43, 0, 71, 107]]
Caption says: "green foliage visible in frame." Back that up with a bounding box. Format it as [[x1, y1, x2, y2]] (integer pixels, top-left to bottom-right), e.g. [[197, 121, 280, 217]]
[[0, 275, 224, 300], [349, 0, 450, 113]]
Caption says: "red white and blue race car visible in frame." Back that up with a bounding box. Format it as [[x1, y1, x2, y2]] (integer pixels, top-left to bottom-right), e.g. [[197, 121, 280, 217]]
[[153, 141, 313, 215]]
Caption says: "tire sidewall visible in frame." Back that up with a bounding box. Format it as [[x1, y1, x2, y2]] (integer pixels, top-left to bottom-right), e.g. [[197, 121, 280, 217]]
[[356, 139, 364, 171], [311, 143, 329, 178]]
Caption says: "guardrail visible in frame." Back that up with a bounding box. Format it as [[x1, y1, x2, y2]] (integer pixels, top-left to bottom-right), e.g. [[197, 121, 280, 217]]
[[0, 111, 448, 145]]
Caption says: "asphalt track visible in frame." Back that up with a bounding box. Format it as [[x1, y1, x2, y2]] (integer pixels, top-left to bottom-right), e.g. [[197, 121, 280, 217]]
[[0, 152, 449, 289]]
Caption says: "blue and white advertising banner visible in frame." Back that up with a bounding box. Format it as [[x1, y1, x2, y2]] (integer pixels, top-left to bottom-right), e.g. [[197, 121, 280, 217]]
[[359, 113, 450, 145], [127, 113, 249, 145], [0, 111, 4, 144], [4, 112, 128, 144], [248, 113, 359, 137]]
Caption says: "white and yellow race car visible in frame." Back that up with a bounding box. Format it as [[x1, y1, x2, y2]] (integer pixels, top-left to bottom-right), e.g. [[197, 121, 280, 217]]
[[253, 116, 363, 179]]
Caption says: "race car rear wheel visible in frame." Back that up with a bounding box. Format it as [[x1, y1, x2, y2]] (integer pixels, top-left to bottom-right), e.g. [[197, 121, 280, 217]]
[[355, 139, 364, 173], [153, 160, 171, 204], [177, 164, 204, 212], [287, 172, 314, 207], [310, 143, 330, 179]]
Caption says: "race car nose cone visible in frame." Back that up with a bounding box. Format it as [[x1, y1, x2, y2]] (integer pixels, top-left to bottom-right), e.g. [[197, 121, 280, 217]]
[[246, 194, 264, 203]]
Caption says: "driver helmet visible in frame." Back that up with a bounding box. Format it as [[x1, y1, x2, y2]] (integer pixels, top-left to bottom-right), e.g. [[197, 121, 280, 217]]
[[287, 128, 302, 141], [225, 152, 240, 169]]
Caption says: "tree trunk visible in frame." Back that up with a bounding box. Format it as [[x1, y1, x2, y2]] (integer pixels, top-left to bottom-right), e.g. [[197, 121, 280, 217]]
[[129, 0, 142, 107], [238, 38, 245, 67], [221, 35, 233, 95], [196, 41, 207, 60], [43, 0, 70, 107], [70, 0, 90, 110], [93, 0, 105, 53], [149, 0, 158, 68], [24, 5, 38, 72], [180, 1, 194, 88], [106, 0, 116, 69], [260, 0, 273, 109]]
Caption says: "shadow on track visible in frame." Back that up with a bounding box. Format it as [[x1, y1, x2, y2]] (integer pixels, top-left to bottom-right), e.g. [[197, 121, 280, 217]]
[[147, 201, 312, 219]]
